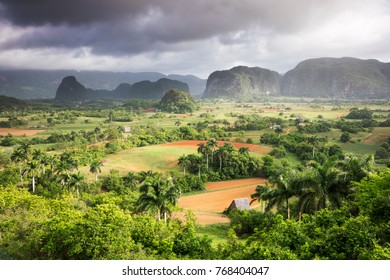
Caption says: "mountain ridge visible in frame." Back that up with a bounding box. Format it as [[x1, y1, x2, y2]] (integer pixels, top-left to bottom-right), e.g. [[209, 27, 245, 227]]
[[203, 57, 390, 99], [0, 69, 206, 99], [54, 76, 190, 101]]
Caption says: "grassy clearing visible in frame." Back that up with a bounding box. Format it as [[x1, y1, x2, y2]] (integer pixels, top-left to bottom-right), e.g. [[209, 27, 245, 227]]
[[97, 144, 197, 175], [196, 224, 230, 246]]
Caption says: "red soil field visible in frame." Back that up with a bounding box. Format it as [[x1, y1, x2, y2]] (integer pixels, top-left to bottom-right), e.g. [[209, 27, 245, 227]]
[[178, 178, 265, 224], [161, 140, 272, 154], [0, 128, 45, 136], [206, 177, 266, 191]]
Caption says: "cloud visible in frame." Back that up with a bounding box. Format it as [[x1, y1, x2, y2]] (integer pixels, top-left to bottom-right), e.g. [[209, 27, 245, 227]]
[[0, 0, 389, 77]]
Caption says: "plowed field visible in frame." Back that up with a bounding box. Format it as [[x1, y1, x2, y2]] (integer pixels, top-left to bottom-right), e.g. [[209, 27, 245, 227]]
[[178, 178, 265, 224], [0, 128, 45, 136]]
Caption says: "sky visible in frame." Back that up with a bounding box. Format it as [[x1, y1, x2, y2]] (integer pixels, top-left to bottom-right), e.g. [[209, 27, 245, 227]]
[[0, 0, 390, 78]]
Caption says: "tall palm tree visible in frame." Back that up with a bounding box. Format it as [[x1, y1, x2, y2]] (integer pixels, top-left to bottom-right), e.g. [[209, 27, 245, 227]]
[[94, 127, 101, 143], [339, 154, 374, 185], [307, 135, 319, 158], [137, 174, 180, 222], [197, 142, 211, 170], [178, 155, 191, 176], [67, 172, 87, 197], [297, 157, 343, 219], [10, 148, 25, 185], [24, 159, 45, 193], [264, 171, 299, 220], [89, 160, 103, 181], [206, 139, 218, 165], [251, 182, 273, 213]]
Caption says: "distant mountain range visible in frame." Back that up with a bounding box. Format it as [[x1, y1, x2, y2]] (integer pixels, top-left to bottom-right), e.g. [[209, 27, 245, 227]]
[[1, 57, 390, 100], [203, 57, 390, 99], [0, 70, 206, 99], [55, 76, 189, 101]]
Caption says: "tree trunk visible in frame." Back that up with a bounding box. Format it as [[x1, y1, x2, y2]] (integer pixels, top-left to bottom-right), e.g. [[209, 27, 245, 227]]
[[312, 147, 315, 158], [19, 164, 23, 186], [286, 198, 290, 220], [32, 176, 35, 193]]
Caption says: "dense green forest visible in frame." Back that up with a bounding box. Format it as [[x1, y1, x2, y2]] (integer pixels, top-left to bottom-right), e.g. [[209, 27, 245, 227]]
[[0, 97, 389, 260]]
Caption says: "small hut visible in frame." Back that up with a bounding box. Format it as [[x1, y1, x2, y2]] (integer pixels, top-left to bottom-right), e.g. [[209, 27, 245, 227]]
[[226, 198, 252, 213]]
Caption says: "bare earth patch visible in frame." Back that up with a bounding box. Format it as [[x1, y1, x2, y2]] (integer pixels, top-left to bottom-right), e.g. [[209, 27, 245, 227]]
[[0, 128, 45, 136], [178, 177, 265, 224]]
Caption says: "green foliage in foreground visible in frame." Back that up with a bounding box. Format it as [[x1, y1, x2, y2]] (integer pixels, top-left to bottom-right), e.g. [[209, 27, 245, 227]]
[[227, 169, 390, 260], [0, 169, 389, 260]]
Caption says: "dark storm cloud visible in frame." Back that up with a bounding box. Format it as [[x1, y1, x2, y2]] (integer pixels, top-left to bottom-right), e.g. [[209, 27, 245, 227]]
[[0, 0, 389, 76], [0, 0, 349, 54]]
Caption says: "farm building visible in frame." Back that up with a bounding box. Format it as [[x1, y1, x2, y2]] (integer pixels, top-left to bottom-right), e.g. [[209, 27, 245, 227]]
[[226, 198, 252, 213]]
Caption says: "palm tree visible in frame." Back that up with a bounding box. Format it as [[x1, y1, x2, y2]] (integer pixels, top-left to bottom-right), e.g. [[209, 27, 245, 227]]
[[307, 135, 319, 158], [24, 159, 45, 193], [197, 142, 211, 170], [94, 127, 101, 143], [123, 171, 139, 191], [89, 160, 103, 181], [339, 154, 374, 184], [178, 155, 191, 176], [206, 139, 218, 165], [67, 172, 87, 197], [43, 154, 57, 178], [54, 160, 72, 189], [10, 148, 25, 185], [297, 157, 344, 219], [251, 182, 273, 213], [238, 147, 250, 156], [137, 174, 180, 222], [265, 171, 300, 220]]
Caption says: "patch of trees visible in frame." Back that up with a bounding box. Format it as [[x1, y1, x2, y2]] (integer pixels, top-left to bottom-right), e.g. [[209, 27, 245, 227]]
[[260, 132, 343, 162], [345, 107, 374, 119], [159, 89, 198, 114], [375, 138, 390, 166], [178, 140, 261, 181], [296, 121, 331, 133], [231, 114, 285, 131]]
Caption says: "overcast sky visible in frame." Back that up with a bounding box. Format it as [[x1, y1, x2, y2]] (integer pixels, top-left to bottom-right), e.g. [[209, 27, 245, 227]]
[[0, 0, 389, 78]]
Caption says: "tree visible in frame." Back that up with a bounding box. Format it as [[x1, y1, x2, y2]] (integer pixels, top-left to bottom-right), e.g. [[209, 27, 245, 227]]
[[275, 126, 283, 138], [10, 148, 25, 186], [307, 135, 319, 158], [238, 147, 250, 156], [251, 183, 273, 213], [67, 172, 87, 197], [197, 142, 210, 170], [340, 132, 351, 143], [256, 171, 300, 220], [24, 159, 45, 193], [297, 157, 344, 219], [137, 174, 180, 222], [206, 139, 218, 166], [89, 160, 103, 182], [178, 155, 191, 176]]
